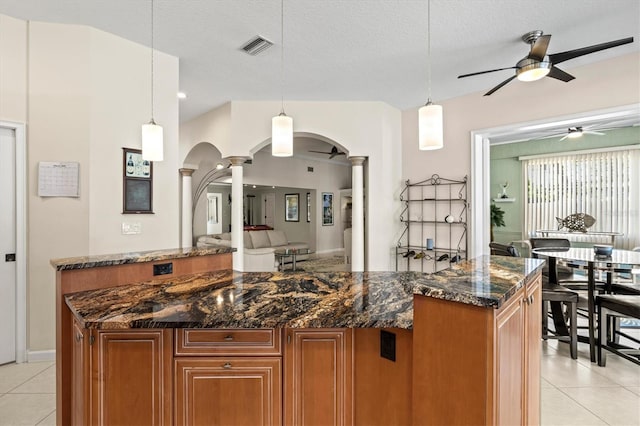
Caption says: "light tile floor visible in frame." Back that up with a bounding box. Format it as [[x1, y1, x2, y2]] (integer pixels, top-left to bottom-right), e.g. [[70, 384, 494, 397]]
[[0, 339, 638, 425]]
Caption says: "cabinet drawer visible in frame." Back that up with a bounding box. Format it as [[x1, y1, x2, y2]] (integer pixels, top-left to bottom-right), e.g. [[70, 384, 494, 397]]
[[175, 329, 282, 356]]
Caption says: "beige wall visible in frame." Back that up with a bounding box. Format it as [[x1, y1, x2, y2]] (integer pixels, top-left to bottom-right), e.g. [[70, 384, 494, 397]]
[[402, 52, 640, 184], [1, 15, 179, 353], [0, 14, 27, 123]]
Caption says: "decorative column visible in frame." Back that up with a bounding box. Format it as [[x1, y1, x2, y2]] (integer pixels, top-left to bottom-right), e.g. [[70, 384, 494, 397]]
[[350, 156, 366, 271], [229, 157, 246, 271], [179, 168, 195, 248]]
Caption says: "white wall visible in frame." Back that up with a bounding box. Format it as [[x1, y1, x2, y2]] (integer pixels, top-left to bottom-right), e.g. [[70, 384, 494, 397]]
[[181, 101, 403, 270], [1, 15, 180, 352], [402, 52, 640, 254]]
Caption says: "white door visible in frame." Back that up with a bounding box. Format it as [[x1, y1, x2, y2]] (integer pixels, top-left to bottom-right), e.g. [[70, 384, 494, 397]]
[[263, 193, 275, 228], [0, 127, 16, 364]]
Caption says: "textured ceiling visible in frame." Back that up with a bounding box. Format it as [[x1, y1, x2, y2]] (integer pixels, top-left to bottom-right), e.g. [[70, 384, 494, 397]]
[[1, 0, 639, 125]]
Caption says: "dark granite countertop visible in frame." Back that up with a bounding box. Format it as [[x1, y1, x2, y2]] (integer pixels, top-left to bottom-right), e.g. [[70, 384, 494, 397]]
[[51, 246, 235, 271], [65, 255, 543, 330]]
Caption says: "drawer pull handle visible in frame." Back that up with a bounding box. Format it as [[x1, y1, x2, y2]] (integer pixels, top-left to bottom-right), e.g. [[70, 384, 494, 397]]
[[223, 362, 232, 369], [224, 335, 234, 341], [75, 333, 83, 342]]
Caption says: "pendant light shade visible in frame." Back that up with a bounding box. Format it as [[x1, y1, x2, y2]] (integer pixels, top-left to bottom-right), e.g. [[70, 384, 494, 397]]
[[418, 0, 443, 151], [142, 119, 164, 161], [272, 112, 293, 157], [142, 0, 163, 162], [272, 0, 293, 157], [418, 101, 443, 150]]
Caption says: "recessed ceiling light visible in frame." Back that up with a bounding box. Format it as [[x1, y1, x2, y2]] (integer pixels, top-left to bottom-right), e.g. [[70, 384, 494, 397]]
[[177, 92, 187, 99], [252, 185, 256, 189]]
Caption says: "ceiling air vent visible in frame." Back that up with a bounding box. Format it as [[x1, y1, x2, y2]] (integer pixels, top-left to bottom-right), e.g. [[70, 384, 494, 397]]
[[241, 36, 273, 56]]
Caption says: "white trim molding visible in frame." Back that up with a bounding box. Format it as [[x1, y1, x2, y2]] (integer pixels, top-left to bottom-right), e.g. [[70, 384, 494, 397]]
[[27, 350, 55, 363], [1, 121, 27, 364]]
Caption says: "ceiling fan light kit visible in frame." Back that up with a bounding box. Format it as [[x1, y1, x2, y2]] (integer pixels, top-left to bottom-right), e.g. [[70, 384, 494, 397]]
[[516, 58, 551, 82], [458, 30, 634, 96]]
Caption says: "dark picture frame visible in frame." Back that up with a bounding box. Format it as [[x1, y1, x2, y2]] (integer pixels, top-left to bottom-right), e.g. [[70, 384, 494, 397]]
[[306, 192, 311, 222], [285, 193, 299, 222], [123, 147, 153, 214], [322, 192, 334, 226]]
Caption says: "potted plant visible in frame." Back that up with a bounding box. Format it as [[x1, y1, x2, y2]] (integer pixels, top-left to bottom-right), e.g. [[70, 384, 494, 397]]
[[490, 203, 505, 242]]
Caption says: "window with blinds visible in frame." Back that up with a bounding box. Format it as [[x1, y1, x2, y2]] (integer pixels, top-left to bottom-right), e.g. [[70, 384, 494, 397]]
[[522, 147, 639, 249]]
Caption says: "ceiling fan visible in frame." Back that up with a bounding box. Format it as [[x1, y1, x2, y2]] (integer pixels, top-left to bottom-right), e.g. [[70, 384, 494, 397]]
[[557, 126, 605, 141], [458, 30, 634, 96], [308, 146, 345, 159]]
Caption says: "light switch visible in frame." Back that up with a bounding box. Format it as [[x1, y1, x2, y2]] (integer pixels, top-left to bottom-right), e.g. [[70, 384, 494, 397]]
[[122, 222, 142, 235]]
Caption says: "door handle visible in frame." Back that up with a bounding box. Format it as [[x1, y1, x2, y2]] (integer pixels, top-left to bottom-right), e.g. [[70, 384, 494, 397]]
[[5, 253, 15, 262]]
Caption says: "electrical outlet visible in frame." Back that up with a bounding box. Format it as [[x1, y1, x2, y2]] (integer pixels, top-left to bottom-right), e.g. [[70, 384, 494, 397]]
[[122, 222, 142, 235]]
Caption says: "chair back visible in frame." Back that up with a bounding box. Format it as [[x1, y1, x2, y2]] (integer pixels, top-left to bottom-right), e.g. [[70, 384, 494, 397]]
[[489, 242, 520, 257], [529, 238, 571, 251]]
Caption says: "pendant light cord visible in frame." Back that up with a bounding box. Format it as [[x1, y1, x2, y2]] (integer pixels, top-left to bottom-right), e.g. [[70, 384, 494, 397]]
[[427, 0, 432, 104], [151, 0, 155, 120], [280, 0, 285, 114]]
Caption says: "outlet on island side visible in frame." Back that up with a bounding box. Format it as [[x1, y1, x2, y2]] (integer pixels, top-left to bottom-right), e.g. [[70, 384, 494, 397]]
[[380, 329, 396, 362]]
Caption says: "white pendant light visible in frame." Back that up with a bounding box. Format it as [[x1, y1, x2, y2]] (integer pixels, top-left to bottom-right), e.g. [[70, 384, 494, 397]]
[[142, 0, 163, 161], [272, 0, 293, 157], [418, 0, 443, 151]]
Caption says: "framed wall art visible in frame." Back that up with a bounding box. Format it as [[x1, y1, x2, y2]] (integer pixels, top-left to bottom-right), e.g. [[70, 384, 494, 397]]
[[285, 193, 299, 222], [322, 192, 334, 226], [123, 147, 153, 214], [306, 192, 311, 222]]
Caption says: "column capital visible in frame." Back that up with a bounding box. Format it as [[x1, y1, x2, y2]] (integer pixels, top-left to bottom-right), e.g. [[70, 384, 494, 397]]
[[227, 156, 249, 166], [349, 156, 366, 166], [179, 168, 195, 177]]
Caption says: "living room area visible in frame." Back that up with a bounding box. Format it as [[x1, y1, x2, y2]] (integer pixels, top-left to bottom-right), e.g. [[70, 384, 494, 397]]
[[186, 136, 354, 272]]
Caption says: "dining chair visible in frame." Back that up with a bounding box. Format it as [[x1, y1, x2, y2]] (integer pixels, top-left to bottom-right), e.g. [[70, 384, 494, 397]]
[[597, 294, 640, 366], [490, 241, 579, 358]]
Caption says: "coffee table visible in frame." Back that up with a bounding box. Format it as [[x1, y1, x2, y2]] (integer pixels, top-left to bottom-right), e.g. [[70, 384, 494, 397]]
[[274, 248, 313, 271]]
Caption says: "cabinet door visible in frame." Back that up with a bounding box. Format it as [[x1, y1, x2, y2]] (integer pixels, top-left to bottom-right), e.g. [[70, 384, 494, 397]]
[[495, 292, 525, 426], [91, 329, 172, 426], [174, 357, 282, 426], [71, 319, 90, 425], [284, 329, 353, 426], [525, 276, 542, 426]]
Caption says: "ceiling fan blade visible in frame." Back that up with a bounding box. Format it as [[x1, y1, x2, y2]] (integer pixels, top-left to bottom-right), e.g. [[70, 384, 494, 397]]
[[458, 67, 516, 79], [547, 66, 575, 82], [528, 34, 551, 61], [308, 150, 331, 154], [548, 37, 633, 65], [585, 131, 605, 136], [484, 75, 516, 96]]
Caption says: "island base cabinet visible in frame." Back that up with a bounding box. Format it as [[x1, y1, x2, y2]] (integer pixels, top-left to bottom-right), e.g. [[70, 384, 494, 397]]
[[413, 273, 542, 425], [284, 329, 353, 426], [174, 358, 282, 426], [90, 329, 173, 426]]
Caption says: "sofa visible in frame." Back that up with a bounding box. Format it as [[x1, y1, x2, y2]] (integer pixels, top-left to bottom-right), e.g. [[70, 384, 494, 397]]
[[196, 230, 310, 272]]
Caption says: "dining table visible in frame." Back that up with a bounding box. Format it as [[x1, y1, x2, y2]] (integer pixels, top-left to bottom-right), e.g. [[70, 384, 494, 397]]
[[531, 247, 640, 362]]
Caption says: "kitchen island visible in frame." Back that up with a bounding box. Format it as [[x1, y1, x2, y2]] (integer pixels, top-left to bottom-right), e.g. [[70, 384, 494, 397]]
[[55, 252, 543, 425]]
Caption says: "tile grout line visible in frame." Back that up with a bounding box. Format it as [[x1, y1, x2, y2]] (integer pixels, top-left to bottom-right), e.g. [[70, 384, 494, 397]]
[[35, 408, 56, 426], [555, 385, 617, 426], [1, 364, 54, 394]]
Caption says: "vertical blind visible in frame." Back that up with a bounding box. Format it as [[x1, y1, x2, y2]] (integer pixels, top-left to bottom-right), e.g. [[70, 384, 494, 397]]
[[522, 148, 639, 249]]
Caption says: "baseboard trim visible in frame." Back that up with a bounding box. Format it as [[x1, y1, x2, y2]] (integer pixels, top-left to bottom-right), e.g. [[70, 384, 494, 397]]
[[27, 349, 55, 363], [315, 248, 344, 255]]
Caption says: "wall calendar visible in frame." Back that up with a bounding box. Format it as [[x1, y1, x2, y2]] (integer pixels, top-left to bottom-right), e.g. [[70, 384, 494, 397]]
[[38, 162, 80, 197]]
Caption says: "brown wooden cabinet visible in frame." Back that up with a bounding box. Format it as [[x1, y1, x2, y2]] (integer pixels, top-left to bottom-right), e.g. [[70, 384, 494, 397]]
[[413, 272, 542, 425], [283, 328, 353, 426], [90, 329, 173, 426], [174, 357, 282, 426], [71, 319, 90, 425]]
